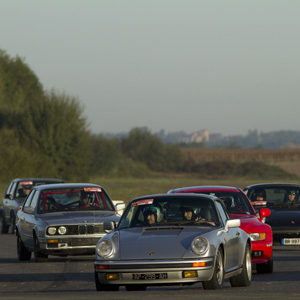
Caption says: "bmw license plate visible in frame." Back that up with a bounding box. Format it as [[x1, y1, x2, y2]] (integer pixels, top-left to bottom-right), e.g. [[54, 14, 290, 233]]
[[281, 238, 300, 245], [132, 273, 168, 280]]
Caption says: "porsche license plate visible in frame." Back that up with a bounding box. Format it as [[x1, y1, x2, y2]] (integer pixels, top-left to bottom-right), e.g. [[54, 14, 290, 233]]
[[132, 273, 168, 280], [281, 238, 300, 245]]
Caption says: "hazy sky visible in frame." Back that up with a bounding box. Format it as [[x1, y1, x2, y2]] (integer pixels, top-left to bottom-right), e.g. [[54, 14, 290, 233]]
[[1, 0, 300, 136]]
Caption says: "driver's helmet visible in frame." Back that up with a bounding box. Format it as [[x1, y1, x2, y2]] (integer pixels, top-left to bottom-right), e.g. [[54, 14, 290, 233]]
[[143, 205, 163, 222], [252, 189, 266, 201], [284, 189, 297, 202], [81, 191, 92, 199], [181, 207, 197, 221]]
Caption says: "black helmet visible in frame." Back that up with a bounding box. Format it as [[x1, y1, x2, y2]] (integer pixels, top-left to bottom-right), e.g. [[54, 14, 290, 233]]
[[253, 189, 266, 200], [143, 205, 163, 222], [81, 191, 92, 199]]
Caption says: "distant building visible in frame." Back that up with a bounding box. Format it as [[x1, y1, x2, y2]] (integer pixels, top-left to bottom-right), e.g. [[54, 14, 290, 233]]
[[178, 130, 210, 144]]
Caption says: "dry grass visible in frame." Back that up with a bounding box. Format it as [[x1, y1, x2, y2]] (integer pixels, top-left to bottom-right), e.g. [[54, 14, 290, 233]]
[[182, 148, 300, 176]]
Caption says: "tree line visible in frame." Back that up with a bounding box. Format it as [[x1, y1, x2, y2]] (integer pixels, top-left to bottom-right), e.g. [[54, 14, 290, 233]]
[[1, 50, 295, 183], [0, 51, 184, 182]]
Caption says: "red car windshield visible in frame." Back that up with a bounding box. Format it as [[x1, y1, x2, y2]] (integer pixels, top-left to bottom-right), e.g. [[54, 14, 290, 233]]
[[193, 191, 255, 216]]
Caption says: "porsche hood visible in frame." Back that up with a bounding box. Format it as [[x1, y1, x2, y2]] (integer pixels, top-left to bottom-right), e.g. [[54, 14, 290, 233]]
[[118, 227, 212, 260]]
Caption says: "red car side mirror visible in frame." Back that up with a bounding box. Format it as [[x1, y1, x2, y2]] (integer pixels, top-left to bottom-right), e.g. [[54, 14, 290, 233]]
[[258, 208, 271, 222]]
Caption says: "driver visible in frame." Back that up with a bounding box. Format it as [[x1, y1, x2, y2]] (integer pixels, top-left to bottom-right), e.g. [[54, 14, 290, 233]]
[[252, 189, 266, 203], [182, 207, 198, 221], [285, 190, 297, 202], [143, 205, 162, 225], [81, 191, 99, 208]]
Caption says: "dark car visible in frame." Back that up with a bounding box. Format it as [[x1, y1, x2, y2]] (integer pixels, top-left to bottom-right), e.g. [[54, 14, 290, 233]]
[[244, 183, 300, 248], [0, 178, 64, 234], [16, 183, 125, 262], [95, 193, 251, 291], [168, 186, 273, 273]]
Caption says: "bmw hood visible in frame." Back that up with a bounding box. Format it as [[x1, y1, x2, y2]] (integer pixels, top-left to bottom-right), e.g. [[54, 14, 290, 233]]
[[118, 227, 212, 260], [40, 211, 119, 225], [267, 210, 300, 227]]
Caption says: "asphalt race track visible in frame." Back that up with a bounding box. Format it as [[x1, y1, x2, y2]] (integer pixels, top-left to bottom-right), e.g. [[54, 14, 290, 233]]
[[1, 233, 300, 300]]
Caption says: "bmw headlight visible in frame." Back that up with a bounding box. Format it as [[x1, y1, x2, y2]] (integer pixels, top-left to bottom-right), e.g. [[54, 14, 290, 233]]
[[249, 233, 266, 241], [47, 227, 57, 235], [96, 239, 114, 258], [191, 237, 209, 255], [58, 226, 67, 235]]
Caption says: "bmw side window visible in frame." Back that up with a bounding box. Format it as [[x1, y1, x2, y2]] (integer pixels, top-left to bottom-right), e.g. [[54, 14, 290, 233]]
[[23, 191, 35, 209], [30, 191, 39, 210], [5, 182, 13, 196], [10, 182, 18, 197]]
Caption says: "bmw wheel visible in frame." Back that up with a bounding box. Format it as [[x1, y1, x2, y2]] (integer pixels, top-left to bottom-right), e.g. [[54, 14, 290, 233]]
[[17, 233, 31, 261], [0, 214, 9, 234], [34, 236, 48, 262]]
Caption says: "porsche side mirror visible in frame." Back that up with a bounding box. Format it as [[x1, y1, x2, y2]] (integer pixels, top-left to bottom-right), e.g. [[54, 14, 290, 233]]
[[104, 221, 116, 233], [217, 219, 241, 236]]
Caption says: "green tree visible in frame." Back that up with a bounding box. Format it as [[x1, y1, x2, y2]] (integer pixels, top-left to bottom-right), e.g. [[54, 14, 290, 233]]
[[121, 128, 183, 172], [0, 50, 91, 181]]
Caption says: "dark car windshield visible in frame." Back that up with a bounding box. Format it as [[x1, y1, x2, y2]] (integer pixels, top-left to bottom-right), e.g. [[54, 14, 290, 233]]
[[248, 187, 300, 210], [118, 197, 220, 229], [37, 187, 115, 214], [193, 191, 255, 216], [15, 180, 62, 199]]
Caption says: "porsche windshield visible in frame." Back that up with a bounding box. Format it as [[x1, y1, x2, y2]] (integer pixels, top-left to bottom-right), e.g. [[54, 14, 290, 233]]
[[118, 197, 220, 229], [248, 187, 300, 210], [37, 188, 114, 214]]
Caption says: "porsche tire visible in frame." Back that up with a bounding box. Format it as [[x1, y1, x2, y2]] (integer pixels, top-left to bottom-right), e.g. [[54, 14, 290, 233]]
[[230, 243, 252, 287], [203, 247, 224, 290]]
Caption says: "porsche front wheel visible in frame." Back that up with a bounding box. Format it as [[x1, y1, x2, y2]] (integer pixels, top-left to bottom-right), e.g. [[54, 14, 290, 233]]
[[203, 247, 224, 290]]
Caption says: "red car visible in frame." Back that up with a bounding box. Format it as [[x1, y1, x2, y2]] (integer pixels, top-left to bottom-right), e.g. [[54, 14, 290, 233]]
[[168, 186, 273, 273]]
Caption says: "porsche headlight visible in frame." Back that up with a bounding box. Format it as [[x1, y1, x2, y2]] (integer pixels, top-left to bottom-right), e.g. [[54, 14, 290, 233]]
[[47, 227, 57, 235], [249, 233, 266, 241], [96, 240, 113, 258], [58, 226, 67, 235], [192, 237, 209, 255]]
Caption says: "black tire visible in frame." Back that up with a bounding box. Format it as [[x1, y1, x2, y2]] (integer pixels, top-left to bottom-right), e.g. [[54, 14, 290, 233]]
[[230, 243, 252, 287], [256, 253, 273, 274], [0, 213, 9, 234], [125, 285, 147, 291], [34, 236, 48, 262], [17, 234, 31, 261], [203, 247, 224, 290], [95, 272, 119, 291], [10, 214, 16, 234]]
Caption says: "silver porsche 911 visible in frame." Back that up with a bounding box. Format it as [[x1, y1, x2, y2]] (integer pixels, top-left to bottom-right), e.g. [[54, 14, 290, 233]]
[[94, 193, 252, 291]]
